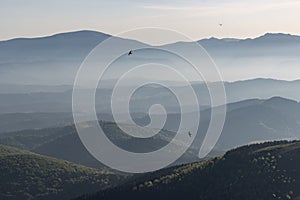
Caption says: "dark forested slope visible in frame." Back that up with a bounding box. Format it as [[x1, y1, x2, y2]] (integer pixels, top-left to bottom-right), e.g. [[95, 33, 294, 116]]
[[79, 140, 300, 200], [0, 145, 125, 200]]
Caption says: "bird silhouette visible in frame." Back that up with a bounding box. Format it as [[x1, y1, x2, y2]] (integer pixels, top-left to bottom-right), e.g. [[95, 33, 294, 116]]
[[128, 50, 133, 56], [188, 131, 192, 137], [219, 23, 223, 27]]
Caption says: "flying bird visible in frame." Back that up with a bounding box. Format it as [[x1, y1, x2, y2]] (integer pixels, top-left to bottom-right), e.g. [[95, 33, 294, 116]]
[[188, 131, 192, 137], [219, 23, 223, 27], [128, 50, 133, 56]]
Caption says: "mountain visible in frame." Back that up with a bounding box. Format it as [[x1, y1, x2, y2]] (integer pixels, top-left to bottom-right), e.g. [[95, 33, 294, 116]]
[[0, 122, 183, 169], [1, 78, 300, 115], [0, 125, 74, 150], [0, 112, 74, 133], [224, 78, 300, 103], [1, 31, 300, 85], [198, 33, 300, 81], [199, 33, 300, 47], [134, 96, 300, 151], [77, 140, 300, 200], [0, 30, 146, 85], [0, 84, 72, 94], [0, 145, 125, 200], [0, 112, 120, 133], [0, 30, 110, 63], [215, 96, 300, 150], [1, 97, 299, 168], [242, 33, 300, 45]]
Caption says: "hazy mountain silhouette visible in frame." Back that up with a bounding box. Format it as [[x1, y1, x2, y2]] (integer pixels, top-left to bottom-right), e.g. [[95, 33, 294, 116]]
[[133, 96, 300, 151], [0, 30, 146, 85], [0, 30, 110, 63], [1, 97, 299, 168], [0, 78, 300, 115], [1, 31, 300, 84]]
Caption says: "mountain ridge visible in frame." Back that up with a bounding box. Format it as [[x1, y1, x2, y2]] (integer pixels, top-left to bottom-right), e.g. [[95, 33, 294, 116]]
[[0, 30, 111, 44], [1, 30, 300, 45], [77, 140, 300, 200], [1, 30, 300, 84]]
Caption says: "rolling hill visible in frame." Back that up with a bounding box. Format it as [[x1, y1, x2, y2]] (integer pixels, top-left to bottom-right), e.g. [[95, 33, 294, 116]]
[[0, 79, 300, 115], [1, 97, 299, 168], [133, 96, 300, 151], [0, 122, 179, 169], [78, 140, 300, 200], [0, 145, 126, 200], [0, 112, 74, 133]]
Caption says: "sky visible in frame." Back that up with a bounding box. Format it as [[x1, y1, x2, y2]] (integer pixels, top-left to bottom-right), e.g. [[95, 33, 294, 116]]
[[1, 0, 300, 41]]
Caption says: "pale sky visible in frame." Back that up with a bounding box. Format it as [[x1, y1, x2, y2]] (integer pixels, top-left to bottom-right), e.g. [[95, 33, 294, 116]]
[[1, 0, 300, 41]]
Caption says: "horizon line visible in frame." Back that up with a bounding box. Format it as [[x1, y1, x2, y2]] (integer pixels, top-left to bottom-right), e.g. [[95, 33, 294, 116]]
[[1, 29, 300, 44]]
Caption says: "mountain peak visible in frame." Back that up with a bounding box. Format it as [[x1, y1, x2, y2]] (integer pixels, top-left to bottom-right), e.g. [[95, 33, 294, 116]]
[[261, 32, 293, 37], [199, 33, 300, 45], [263, 96, 298, 105], [47, 30, 111, 39], [259, 32, 295, 39], [1, 30, 111, 43], [246, 32, 300, 43]]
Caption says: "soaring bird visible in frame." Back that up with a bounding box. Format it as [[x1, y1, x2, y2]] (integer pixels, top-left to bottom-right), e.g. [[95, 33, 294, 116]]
[[188, 131, 192, 137], [128, 50, 133, 56]]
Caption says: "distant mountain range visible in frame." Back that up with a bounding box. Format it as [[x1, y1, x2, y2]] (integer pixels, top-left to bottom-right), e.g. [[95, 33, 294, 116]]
[[0, 78, 300, 116], [0, 30, 110, 63], [1, 30, 300, 84], [199, 33, 300, 46]]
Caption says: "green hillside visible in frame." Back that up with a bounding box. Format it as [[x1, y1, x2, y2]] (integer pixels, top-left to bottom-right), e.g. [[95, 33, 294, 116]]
[[79, 140, 300, 200], [0, 145, 125, 200]]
